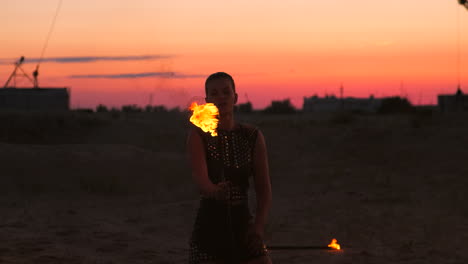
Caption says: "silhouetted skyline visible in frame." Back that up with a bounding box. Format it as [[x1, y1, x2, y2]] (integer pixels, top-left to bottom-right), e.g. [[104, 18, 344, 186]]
[[1, 0, 466, 109]]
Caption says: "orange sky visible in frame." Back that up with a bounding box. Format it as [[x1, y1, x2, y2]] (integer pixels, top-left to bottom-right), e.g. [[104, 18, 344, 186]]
[[1, 0, 467, 109]]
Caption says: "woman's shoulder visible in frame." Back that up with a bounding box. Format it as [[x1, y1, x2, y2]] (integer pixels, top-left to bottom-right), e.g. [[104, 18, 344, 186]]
[[188, 124, 207, 140], [237, 122, 260, 138], [237, 122, 257, 130]]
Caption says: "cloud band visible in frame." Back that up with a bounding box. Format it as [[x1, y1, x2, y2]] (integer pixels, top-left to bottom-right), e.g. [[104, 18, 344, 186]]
[[68, 72, 205, 79], [0, 55, 172, 65]]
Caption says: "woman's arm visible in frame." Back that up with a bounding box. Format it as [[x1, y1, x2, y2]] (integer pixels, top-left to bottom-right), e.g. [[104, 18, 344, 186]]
[[187, 128, 225, 198], [252, 130, 272, 236]]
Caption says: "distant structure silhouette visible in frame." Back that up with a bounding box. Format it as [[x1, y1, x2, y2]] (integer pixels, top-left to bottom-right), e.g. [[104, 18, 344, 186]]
[[1, 2, 68, 111], [438, 87, 468, 113], [303, 94, 382, 113], [3, 56, 33, 88], [1, 57, 69, 111]]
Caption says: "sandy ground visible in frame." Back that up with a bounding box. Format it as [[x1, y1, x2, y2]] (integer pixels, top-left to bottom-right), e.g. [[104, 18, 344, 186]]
[[1, 112, 467, 263]]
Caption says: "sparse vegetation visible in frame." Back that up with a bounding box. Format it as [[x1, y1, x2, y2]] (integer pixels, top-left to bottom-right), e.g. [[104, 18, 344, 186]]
[[236, 101, 253, 113], [378, 96, 415, 114], [263, 99, 296, 114], [96, 104, 108, 112]]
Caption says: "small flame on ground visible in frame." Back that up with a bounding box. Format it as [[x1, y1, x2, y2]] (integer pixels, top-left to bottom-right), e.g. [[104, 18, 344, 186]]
[[328, 238, 341, 250], [189, 102, 219, 137]]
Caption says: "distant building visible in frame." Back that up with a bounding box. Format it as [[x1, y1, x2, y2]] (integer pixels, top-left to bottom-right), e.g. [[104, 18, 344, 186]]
[[0, 87, 70, 111], [303, 94, 382, 113], [438, 88, 468, 113]]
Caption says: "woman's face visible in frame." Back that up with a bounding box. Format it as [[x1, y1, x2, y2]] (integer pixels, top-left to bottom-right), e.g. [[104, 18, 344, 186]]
[[205, 78, 237, 115]]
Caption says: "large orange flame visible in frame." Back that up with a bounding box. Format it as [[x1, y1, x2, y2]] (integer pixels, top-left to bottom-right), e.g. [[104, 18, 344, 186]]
[[328, 238, 341, 250], [189, 102, 219, 137]]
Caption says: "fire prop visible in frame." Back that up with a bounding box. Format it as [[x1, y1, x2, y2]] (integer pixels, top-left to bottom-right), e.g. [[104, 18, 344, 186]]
[[189, 102, 219, 137], [328, 238, 341, 250], [268, 238, 342, 251]]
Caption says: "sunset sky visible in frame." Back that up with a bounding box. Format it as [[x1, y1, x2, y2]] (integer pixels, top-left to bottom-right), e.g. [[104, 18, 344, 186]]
[[1, 0, 467, 109]]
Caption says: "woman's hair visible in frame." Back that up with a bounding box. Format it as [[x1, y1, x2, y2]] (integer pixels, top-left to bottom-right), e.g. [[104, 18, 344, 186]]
[[205, 72, 236, 94]]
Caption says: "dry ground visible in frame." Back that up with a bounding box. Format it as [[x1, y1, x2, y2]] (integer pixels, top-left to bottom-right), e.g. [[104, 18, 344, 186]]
[[0, 111, 467, 263]]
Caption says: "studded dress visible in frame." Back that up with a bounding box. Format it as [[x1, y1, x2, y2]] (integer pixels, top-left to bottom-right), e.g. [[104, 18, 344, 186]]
[[189, 123, 268, 264]]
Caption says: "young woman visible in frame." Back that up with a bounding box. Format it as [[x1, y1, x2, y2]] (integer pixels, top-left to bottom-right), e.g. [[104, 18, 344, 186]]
[[187, 72, 273, 264]]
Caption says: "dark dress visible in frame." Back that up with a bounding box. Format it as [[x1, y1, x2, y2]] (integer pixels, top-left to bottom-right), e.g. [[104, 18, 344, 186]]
[[189, 123, 268, 264]]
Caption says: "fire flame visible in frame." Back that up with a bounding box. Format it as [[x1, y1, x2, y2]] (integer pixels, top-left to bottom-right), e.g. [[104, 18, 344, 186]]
[[328, 238, 341, 250], [189, 102, 219, 137]]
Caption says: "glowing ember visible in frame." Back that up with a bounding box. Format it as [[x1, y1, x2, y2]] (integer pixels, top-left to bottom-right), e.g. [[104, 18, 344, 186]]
[[189, 102, 219, 137], [328, 238, 341, 250]]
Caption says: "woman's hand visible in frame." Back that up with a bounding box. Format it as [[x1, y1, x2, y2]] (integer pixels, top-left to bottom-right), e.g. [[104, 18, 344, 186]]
[[245, 224, 265, 255], [201, 181, 231, 201]]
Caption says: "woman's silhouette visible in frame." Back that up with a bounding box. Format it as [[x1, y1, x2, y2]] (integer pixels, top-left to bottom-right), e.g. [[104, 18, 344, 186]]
[[187, 72, 273, 264]]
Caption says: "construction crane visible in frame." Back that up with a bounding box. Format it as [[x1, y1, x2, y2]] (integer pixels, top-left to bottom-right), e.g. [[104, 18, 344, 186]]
[[2, 56, 36, 88], [460, 0, 468, 10]]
